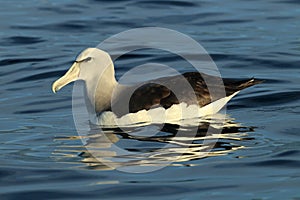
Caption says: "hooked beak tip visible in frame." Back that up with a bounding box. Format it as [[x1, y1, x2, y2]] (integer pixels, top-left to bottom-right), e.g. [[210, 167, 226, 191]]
[[51, 62, 79, 94], [52, 84, 57, 93], [52, 80, 61, 94]]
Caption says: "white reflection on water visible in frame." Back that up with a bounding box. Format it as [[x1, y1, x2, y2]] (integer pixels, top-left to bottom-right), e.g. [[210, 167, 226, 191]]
[[53, 114, 256, 172]]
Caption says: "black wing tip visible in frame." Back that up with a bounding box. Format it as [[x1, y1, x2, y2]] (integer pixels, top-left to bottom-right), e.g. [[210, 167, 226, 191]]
[[239, 77, 264, 90], [249, 77, 265, 85]]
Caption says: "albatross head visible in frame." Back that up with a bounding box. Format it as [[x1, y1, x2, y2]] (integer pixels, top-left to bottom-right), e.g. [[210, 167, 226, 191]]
[[52, 48, 116, 93]]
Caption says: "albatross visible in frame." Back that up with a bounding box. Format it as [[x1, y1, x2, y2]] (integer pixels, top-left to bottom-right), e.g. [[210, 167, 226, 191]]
[[52, 48, 262, 126]]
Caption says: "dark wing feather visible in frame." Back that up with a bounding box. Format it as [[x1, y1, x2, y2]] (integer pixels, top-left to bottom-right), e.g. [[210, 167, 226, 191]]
[[129, 83, 172, 112], [111, 72, 262, 117]]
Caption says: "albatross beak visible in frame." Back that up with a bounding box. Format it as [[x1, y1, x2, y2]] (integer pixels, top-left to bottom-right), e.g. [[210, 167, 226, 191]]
[[52, 62, 80, 93]]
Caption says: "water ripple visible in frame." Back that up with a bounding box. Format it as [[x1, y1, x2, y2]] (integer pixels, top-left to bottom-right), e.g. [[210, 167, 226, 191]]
[[0, 58, 48, 67], [2, 36, 45, 46]]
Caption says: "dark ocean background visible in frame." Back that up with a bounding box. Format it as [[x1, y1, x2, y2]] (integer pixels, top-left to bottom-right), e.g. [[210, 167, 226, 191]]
[[0, 0, 299, 199]]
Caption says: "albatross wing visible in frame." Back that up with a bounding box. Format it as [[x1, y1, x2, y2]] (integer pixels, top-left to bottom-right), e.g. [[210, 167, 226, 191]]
[[109, 72, 262, 117]]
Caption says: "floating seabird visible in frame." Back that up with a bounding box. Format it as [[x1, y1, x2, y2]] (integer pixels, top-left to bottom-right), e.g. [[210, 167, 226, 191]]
[[52, 48, 262, 126]]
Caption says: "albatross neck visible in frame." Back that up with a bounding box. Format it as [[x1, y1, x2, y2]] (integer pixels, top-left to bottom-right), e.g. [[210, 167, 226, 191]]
[[84, 64, 119, 114]]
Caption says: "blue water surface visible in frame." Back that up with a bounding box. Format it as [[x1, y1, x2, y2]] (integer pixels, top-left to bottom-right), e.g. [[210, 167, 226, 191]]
[[0, 0, 300, 199]]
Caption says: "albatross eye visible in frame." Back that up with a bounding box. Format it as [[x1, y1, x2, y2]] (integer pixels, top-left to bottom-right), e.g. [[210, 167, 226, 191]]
[[84, 57, 92, 62], [75, 56, 92, 63]]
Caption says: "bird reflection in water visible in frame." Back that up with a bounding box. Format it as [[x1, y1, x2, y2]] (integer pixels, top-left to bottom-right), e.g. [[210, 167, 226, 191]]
[[53, 114, 255, 171]]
